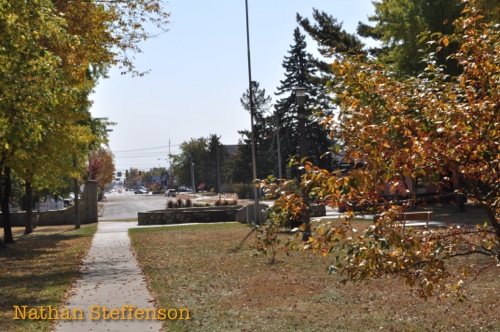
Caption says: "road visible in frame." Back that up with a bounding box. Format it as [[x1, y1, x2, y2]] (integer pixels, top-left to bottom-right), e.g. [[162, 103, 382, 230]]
[[98, 190, 168, 221]]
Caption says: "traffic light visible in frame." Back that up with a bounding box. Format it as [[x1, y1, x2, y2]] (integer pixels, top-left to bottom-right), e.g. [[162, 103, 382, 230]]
[[125, 170, 129, 177]]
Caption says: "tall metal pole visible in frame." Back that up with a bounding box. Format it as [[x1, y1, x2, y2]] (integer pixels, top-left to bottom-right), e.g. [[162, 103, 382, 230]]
[[191, 162, 196, 196], [275, 111, 283, 183], [190, 144, 195, 196], [296, 87, 310, 240], [216, 145, 221, 194], [169, 139, 172, 188], [245, 0, 260, 224]]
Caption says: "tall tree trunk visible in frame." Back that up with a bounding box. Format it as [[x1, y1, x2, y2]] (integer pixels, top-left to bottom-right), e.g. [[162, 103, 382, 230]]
[[1, 167, 14, 244], [24, 181, 34, 235]]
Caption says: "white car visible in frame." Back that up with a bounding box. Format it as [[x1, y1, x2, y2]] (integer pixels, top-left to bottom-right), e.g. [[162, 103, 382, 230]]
[[165, 189, 177, 197]]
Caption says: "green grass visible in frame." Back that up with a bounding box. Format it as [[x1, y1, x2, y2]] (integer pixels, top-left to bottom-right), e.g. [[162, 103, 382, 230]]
[[130, 222, 500, 332], [0, 224, 97, 332]]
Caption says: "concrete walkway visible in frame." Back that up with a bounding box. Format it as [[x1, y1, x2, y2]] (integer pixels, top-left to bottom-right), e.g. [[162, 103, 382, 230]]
[[53, 221, 163, 332]]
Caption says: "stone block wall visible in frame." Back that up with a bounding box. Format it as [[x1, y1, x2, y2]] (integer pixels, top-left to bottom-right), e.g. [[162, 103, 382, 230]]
[[138, 204, 326, 226], [310, 204, 326, 217], [1, 180, 97, 227], [138, 206, 242, 225]]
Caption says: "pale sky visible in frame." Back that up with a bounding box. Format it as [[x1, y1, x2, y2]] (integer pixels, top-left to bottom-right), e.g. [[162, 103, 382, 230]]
[[90, 0, 377, 172]]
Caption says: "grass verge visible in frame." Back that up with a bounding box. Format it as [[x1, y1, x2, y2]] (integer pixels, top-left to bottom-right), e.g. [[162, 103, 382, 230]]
[[130, 222, 499, 332], [0, 224, 97, 332]]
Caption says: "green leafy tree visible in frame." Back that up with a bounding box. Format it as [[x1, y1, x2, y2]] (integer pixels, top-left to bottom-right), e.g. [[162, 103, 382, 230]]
[[170, 136, 230, 193], [205, 134, 227, 193], [275, 3, 500, 299], [171, 138, 208, 189], [358, 0, 500, 76]]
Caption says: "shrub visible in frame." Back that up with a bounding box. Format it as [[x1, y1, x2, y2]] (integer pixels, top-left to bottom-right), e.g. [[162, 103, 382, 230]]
[[234, 183, 254, 199], [176, 198, 183, 207]]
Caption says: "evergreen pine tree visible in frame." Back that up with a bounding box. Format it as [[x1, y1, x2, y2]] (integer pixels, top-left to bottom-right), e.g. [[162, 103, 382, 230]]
[[273, 28, 333, 180], [297, 9, 365, 77]]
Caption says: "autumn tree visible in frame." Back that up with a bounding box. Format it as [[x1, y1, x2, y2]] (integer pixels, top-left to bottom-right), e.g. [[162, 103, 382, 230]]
[[0, 0, 73, 243], [0, 0, 169, 243], [272, 2, 500, 299], [89, 148, 115, 198]]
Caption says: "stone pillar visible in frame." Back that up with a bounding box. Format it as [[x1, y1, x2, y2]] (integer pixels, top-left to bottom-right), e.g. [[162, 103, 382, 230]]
[[81, 180, 98, 223]]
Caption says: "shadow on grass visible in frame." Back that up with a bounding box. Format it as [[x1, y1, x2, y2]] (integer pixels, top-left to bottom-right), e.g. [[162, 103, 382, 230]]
[[0, 224, 96, 332]]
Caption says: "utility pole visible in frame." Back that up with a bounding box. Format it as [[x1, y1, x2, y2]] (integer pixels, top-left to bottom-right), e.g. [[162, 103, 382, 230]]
[[190, 143, 196, 196], [169, 139, 172, 188], [245, 0, 260, 224], [216, 145, 221, 194]]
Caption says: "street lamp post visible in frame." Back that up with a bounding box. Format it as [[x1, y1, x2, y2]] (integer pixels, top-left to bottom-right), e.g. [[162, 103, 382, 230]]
[[295, 86, 310, 240], [245, 0, 260, 224], [296, 87, 307, 160], [191, 162, 196, 197], [275, 111, 283, 183]]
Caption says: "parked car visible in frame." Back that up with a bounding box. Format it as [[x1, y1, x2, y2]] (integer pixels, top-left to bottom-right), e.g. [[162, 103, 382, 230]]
[[134, 189, 147, 194], [178, 186, 193, 193], [63, 198, 74, 207], [164, 189, 177, 197]]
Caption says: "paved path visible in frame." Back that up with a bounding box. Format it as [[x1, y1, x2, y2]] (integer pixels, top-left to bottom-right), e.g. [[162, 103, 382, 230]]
[[53, 221, 163, 332]]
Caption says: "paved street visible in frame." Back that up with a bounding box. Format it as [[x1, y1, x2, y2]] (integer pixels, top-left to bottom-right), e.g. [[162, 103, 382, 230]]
[[99, 190, 169, 221]]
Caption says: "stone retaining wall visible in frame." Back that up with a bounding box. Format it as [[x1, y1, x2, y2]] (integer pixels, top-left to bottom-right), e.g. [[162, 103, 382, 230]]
[[310, 204, 326, 217], [0, 181, 98, 227], [138, 205, 242, 225], [137, 204, 326, 226]]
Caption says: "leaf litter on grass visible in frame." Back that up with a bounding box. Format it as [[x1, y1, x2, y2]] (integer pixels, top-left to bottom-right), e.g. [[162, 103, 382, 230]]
[[130, 219, 500, 331]]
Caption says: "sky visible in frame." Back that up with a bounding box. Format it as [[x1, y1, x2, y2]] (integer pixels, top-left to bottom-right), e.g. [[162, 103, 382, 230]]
[[90, 0, 377, 172]]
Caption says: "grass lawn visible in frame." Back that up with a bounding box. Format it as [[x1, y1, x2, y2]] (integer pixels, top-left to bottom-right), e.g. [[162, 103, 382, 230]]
[[130, 221, 500, 332], [0, 224, 97, 332]]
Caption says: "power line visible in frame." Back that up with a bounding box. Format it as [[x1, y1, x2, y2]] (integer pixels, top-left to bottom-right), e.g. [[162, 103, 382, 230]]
[[113, 143, 180, 153]]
